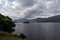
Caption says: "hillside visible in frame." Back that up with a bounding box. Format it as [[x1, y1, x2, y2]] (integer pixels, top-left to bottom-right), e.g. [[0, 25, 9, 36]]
[[23, 15, 60, 23]]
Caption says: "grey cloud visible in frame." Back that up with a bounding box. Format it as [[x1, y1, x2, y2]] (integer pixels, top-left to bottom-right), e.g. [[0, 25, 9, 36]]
[[16, 0, 35, 7], [23, 7, 44, 18], [1, 0, 60, 19], [46, 0, 60, 14]]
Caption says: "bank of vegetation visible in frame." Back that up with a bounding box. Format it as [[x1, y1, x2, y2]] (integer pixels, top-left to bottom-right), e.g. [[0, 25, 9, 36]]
[[0, 13, 27, 40]]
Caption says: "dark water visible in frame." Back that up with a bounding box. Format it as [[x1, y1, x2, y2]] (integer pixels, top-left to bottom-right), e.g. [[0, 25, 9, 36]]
[[13, 23, 60, 40]]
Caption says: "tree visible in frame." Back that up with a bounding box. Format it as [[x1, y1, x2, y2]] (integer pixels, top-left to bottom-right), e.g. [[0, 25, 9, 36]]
[[0, 13, 15, 33]]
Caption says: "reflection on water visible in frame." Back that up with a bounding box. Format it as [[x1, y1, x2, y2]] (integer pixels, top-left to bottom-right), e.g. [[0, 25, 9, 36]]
[[14, 23, 60, 40]]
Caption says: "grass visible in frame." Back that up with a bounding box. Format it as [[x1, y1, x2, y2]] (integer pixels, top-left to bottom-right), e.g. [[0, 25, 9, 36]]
[[0, 31, 27, 40]]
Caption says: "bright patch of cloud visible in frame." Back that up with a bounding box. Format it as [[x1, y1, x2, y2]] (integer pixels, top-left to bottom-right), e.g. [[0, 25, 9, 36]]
[[46, 1, 53, 8]]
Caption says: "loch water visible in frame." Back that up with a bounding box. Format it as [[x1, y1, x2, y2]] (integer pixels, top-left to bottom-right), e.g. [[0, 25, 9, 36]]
[[14, 23, 60, 40]]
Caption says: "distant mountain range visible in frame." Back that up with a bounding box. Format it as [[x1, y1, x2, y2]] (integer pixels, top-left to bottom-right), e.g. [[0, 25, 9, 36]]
[[14, 15, 60, 23]]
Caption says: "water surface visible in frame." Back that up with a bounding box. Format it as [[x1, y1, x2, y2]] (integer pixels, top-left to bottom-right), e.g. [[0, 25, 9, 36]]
[[14, 23, 60, 40]]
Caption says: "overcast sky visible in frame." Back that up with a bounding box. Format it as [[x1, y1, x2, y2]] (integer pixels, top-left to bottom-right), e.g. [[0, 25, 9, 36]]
[[0, 0, 60, 19]]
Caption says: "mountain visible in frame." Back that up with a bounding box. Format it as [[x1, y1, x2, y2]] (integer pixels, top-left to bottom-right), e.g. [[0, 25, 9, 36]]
[[13, 15, 60, 23], [23, 15, 60, 23]]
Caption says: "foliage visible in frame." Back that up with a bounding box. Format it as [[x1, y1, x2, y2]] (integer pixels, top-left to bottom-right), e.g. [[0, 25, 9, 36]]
[[0, 13, 15, 33]]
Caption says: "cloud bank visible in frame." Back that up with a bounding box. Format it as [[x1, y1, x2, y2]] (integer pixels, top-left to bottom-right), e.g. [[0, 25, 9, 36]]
[[0, 0, 60, 19]]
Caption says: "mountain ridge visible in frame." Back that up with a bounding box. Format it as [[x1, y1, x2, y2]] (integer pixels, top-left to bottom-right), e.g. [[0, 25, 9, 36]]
[[14, 15, 60, 23], [23, 15, 60, 23]]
